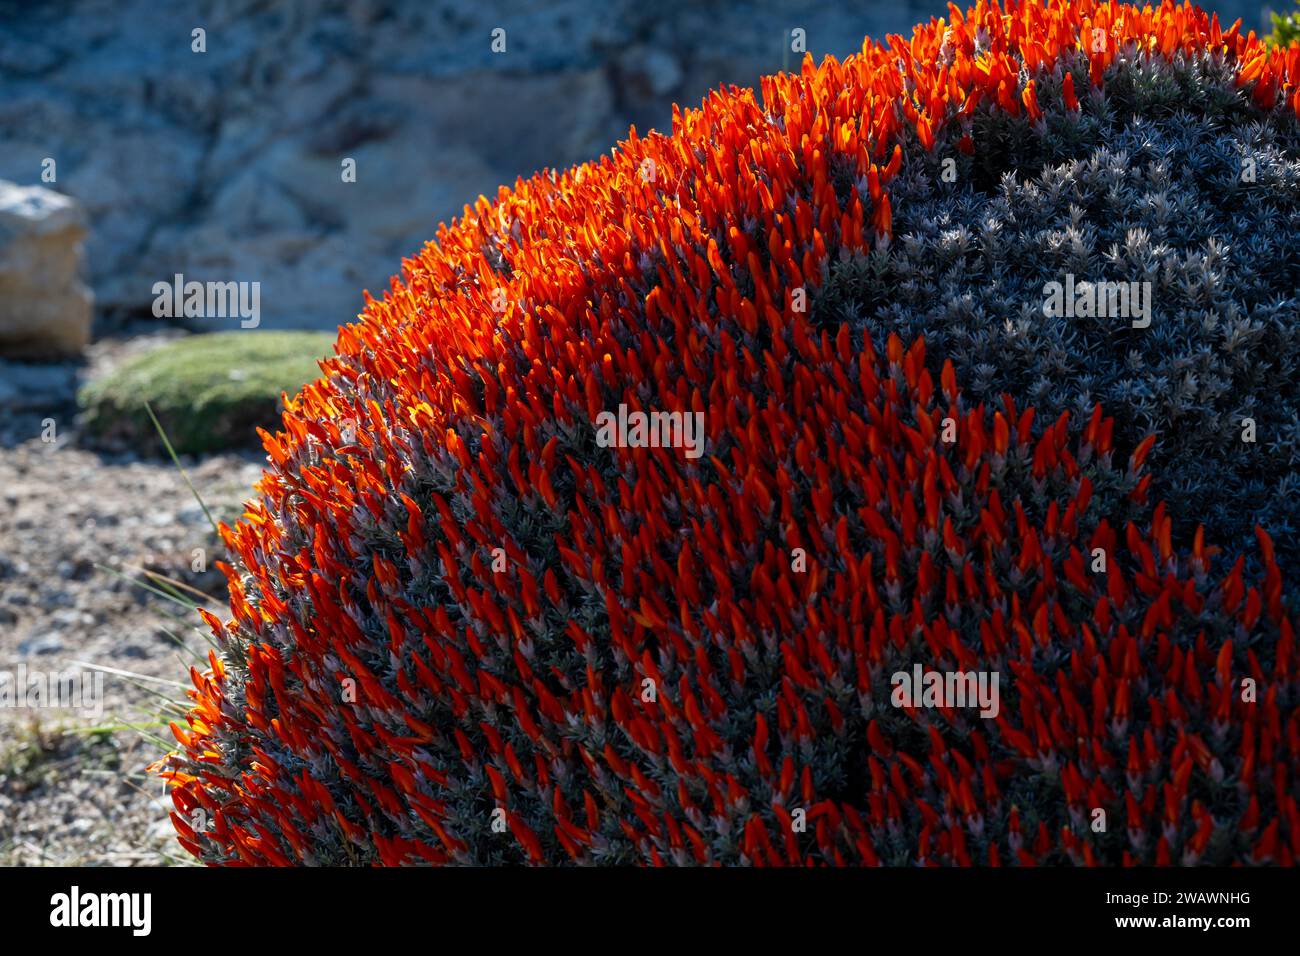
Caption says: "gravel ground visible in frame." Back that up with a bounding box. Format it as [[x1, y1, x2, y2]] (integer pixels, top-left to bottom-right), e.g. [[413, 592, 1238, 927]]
[[0, 332, 267, 865]]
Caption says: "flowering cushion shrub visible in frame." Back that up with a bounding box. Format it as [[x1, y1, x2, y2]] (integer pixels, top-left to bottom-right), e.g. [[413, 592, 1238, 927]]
[[156, 0, 1300, 866]]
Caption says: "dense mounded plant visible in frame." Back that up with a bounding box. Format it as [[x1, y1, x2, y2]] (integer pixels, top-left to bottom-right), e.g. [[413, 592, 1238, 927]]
[[155, 1, 1300, 866]]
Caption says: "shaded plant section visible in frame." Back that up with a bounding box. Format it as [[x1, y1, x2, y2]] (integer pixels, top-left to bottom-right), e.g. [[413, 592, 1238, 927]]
[[153, 1, 1300, 866], [817, 78, 1300, 581]]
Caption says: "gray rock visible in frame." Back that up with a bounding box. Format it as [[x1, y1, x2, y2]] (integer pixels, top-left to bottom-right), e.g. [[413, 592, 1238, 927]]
[[0, 181, 93, 357], [68, 130, 203, 314], [0, 358, 77, 412], [18, 632, 65, 656]]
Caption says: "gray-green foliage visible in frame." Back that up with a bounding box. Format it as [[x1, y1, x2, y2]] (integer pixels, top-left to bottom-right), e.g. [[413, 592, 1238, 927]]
[[817, 53, 1300, 583]]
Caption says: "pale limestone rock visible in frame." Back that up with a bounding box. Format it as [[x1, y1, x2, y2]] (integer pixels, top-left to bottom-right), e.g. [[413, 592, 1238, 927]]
[[0, 181, 93, 357]]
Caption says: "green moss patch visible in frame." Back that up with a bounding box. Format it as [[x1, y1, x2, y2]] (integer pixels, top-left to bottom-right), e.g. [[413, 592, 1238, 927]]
[[78, 332, 335, 456]]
